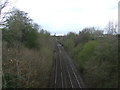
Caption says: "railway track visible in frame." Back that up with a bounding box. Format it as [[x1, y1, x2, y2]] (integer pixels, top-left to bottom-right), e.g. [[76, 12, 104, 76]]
[[54, 41, 85, 88]]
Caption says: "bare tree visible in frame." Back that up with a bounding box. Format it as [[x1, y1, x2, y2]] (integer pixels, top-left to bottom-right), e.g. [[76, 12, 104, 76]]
[[0, 0, 9, 26], [106, 21, 117, 35], [0, 0, 8, 16]]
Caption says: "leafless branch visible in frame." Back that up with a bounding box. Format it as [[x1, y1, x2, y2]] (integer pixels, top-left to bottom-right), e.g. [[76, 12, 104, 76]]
[[0, 0, 8, 10], [0, 0, 9, 16]]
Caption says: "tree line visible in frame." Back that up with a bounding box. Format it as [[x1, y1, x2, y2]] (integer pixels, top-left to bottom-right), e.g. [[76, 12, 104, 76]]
[[2, 8, 55, 88], [58, 25, 118, 88]]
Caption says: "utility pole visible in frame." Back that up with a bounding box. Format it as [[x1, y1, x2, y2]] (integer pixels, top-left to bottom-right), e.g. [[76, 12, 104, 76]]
[[118, 1, 120, 34]]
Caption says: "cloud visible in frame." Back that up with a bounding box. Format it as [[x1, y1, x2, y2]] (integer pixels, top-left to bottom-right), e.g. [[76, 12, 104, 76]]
[[14, 0, 118, 35]]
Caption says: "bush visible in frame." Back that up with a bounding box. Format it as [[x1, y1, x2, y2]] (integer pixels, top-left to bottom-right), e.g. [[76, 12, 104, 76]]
[[61, 30, 118, 88], [2, 35, 55, 88], [82, 36, 118, 88], [74, 40, 97, 70], [2, 73, 21, 88]]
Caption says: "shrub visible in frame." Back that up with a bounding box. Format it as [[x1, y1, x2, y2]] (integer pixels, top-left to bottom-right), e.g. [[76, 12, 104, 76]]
[[74, 40, 97, 70]]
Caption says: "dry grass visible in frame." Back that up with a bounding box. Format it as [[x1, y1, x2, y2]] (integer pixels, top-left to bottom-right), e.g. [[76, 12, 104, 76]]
[[2, 37, 55, 88]]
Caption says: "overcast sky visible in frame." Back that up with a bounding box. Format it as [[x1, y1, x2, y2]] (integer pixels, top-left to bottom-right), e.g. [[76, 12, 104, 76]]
[[13, 0, 118, 35]]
